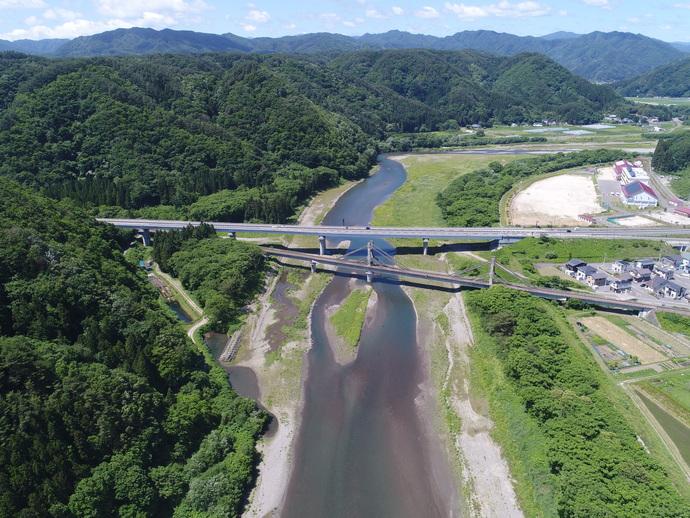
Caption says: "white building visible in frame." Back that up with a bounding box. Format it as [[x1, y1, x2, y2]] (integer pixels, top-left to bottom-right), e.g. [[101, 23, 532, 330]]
[[621, 181, 658, 208]]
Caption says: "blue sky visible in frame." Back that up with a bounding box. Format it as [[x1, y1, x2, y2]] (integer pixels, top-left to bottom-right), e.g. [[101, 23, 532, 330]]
[[2, 0, 690, 43]]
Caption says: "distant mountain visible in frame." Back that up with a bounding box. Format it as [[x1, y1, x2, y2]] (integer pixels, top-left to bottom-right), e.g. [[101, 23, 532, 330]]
[[671, 42, 690, 53], [540, 31, 581, 41], [52, 27, 251, 57], [3, 27, 686, 82], [0, 38, 68, 54], [613, 55, 690, 97]]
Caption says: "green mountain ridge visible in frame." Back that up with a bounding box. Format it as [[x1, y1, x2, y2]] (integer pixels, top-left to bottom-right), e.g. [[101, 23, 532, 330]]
[[1, 27, 685, 82]]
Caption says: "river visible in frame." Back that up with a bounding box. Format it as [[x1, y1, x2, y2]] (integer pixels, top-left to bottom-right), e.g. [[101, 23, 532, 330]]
[[281, 156, 457, 516]]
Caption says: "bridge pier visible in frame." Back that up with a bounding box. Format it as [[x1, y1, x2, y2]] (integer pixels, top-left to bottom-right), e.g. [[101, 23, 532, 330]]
[[227, 231, 236, 239], [367, 241, 374, 266], [319, 236, 327, 256], [141, 229, 152, 247], [423, 238, 429, 255], [310, 260, 317, 273], [366, 271, 374, 283]]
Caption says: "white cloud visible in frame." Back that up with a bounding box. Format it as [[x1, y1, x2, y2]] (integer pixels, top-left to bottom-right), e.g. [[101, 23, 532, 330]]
[[242, 23, 257, 32], [0, 0, 45, 8], [43, 8, 81, 21], [1, 18, 130, 40], [366, 8, 386, 18], [445, 1, 549, 20], [674, 3, 690, 8], [415, 6, 440, 19], [343, 20, 356, 27], [95, 0, 211, 19], [393, 6, 404, 15], [582, 0, 608, 6], [444, 3, 488, 21], [246, 9, 269, 23], [559, 10, 568, 16]]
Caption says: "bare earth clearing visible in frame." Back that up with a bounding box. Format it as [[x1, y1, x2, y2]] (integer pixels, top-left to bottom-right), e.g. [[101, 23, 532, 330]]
[[581, 316, 667, 364], [509, 174, 603, 226], [614, 215, 661, 226]]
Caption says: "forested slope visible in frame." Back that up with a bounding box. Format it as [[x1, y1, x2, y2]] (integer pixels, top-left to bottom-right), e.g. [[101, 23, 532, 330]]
[[0, 49, 638, 223], [467, 286, 690, 517], [0, 178, 267, 517]]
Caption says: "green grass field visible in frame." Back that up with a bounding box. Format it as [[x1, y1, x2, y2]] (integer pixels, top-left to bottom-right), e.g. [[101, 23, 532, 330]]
[[626, 97, 690, 107], [372, 153, 522, 227]]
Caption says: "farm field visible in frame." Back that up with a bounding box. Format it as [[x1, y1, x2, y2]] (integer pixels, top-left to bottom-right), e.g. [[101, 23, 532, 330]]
[[580, 315, 668, 365]]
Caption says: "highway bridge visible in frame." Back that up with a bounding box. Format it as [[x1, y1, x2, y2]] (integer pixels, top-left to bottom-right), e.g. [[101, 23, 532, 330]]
[[263, 247, 690, 316], [98, 218, 690, 254]]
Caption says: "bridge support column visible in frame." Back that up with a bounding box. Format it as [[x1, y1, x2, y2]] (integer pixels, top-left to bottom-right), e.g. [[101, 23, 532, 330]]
[[423, 238, 429, 255], [319, 236, 327, 256], [489, 256, 496, 286], [367, 241, 374, 266], [141, 229, 152, 247], [310, 260, 317, 273], [227, 231, 236, 239], [366, 271, 374, 283]]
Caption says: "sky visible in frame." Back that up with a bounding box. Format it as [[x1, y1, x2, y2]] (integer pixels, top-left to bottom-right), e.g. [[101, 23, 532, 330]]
[[2, 0, 690, 43]]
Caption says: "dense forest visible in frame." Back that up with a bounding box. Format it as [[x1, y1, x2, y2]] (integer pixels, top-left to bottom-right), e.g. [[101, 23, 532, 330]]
[[436, 148, 627, 227], [652, 130, 690, 198], [151, 225, 267, 330], [466, 286, 690, 517], [0, 179, 267, 517], [0, 49, 653, 225]]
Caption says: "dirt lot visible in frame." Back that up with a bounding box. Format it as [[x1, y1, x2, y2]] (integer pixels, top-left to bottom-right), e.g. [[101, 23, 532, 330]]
[[613, 215, 661, 226], [509, 173, 603, 226], [651, 211, 690, 226], [581, 316, 668, 364]]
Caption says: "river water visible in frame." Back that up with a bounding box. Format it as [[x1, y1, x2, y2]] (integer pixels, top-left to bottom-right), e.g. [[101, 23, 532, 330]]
[[281, 157, 457, 517]]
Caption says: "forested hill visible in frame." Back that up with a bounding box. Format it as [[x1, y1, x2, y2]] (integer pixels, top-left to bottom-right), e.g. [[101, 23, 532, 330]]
[[0, 50, 631, 222], [613, 55, 690, 97], [0, 178, 268, 516]]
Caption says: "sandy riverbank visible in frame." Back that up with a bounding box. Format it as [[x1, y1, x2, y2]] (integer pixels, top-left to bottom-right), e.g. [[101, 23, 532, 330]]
[[242, 182, 364, 517]]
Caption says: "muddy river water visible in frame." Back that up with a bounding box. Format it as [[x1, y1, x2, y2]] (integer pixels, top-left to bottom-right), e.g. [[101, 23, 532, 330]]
[[280, 156, 457, 517]]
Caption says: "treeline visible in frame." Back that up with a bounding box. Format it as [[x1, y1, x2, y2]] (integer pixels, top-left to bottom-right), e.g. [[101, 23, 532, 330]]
[[152, 225, 266, 329], [466, 286, 690, 517], [436, 148, 627, 227], [0, 178, 267, 517], [379, 133, 547, 152], [652, 131, 690, 199]]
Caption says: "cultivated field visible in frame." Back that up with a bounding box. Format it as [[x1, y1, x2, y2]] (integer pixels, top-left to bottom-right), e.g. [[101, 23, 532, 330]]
[[509, 173, 603, 226], [581, 316, 667, 364]]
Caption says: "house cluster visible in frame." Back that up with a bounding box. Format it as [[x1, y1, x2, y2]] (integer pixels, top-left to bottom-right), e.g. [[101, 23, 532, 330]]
[[612, 159, 659, 208], [565, 256, 688, 300]]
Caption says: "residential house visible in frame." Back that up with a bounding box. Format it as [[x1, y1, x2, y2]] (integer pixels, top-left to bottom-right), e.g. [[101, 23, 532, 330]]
[[653, 266, 675, 280], [587, 271, 608, 288], [664, 281, 686, 299], [612, 260, 630, 273], [609, 274, 633, 293], [621, 181, 658, 207], [634, 259, 655, 270], [577, 265, 598, 281], [646, 277, 667, 295], [630, 268, 652, 283], [565, 259, 586, 275], [661, 254, 684, 269]]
